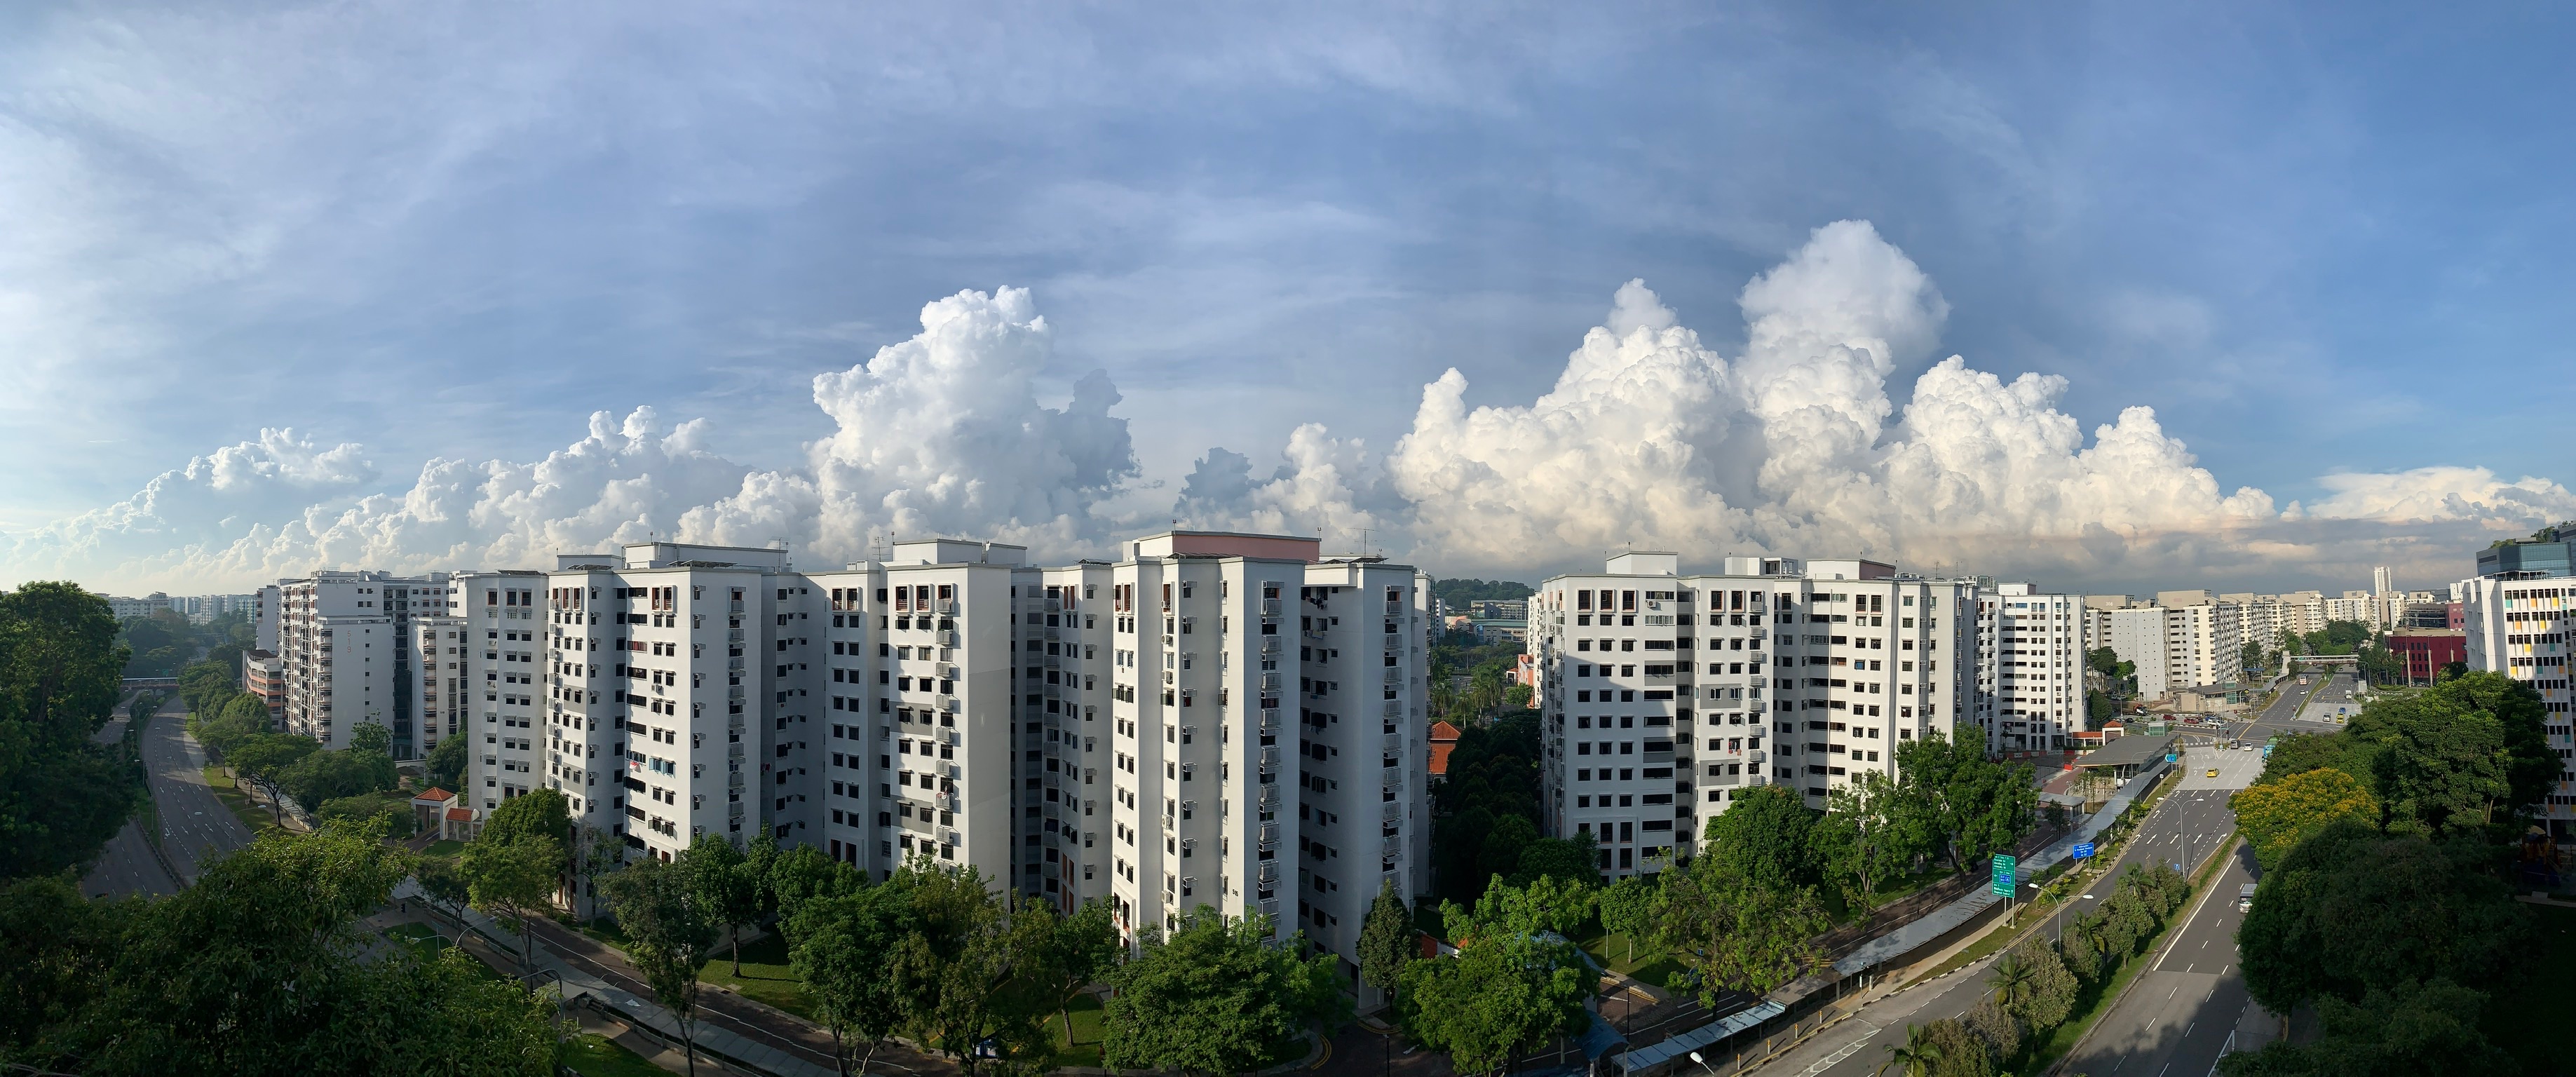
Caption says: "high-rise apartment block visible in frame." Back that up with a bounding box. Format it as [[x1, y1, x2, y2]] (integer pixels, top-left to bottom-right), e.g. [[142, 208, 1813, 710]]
[[2460, 574, 2576, 836], [271, 571, 455, 755], [1976, 584, 2082, 751], [449, 531, 1428, 989], [2089, 595, 2243, 703], [1532, 553, 1977, 879]]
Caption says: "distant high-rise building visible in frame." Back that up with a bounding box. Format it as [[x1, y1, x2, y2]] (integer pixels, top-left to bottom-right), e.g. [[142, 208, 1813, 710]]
[[1532, 552, 1979, 880], [272, 571, 457, 756]]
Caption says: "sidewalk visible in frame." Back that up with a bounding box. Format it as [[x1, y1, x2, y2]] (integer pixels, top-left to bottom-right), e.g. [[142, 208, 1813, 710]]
[[391, 879, 841, 1077]]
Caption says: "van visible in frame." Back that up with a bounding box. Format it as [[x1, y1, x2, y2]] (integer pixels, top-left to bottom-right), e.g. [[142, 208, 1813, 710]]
[[2237, 883, 2257, 912]]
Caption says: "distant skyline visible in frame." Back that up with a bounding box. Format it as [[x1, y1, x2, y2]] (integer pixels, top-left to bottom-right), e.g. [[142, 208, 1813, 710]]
[[4, 2, 2571, 597]]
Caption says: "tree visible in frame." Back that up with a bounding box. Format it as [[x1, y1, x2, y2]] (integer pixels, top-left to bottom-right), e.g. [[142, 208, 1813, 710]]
[[793, 883, 911, 1077], [1509, 833, 1602, 888], [1031, 900, 1121, 1047], [273, 745, 399, 809], [414, 855, 475, 947], [1478, 813, 1540, 882], [884, 864, 1052, 1075], [2237, 820, 2528, 1016], [2230, 767, 2378, 871], [1445, 873, 1595, 942], [480, 787, 572, 850], [0, 581, 142, 881], [2216, 977, 2511, 1077], [14, 822, 560, 1075], [2342, 672, 2554, 834], [1878, 1023, 1946, 1077], [1813, 770, 1923, 910], [570, 823, 623, 921], [424, 733, 469, 792], [1358, 880, 1417, 1011], [1596, 875, 1656, 966], [1700, 783, 1819, 890], [347, 722, 393, 755], [1984, 953, 2033, 1010], [2003, 936, 2076, 1033], [1106, 909, 1345, 1076], [683, 834, 761, 975], [1893, 732, 2037, 872], [1397, 928, 1590, 1073], [770, 841, 866, 941], [605, 854, 719, 1077], [0, 873, 135, 1057], [463, 834, 564, 974], [1914, 1018, 1993, 1077], [1653, 854, 1830, 1003]]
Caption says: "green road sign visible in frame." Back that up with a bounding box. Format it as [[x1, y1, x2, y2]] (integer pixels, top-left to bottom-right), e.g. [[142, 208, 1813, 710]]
[[1991, 854, 2017, 896]]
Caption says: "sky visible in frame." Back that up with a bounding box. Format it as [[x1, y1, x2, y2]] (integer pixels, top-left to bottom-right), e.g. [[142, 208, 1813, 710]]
[[5, 1, 2573, 598]]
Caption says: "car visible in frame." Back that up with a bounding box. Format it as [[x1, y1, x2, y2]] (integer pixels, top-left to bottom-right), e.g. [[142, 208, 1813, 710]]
[[2206, 768, 2219, 778]]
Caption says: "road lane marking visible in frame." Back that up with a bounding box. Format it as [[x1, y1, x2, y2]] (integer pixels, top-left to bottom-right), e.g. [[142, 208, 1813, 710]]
[[1799, 1035, 1875, 1076]]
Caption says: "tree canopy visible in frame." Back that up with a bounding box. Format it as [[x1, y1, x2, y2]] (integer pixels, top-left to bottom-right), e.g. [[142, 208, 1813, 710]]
[[1104, 908, 1343, 1076], [2230, 767, 2378, 871], [3, 822, 560, 1074], [0, 582, 142, 880], [2237, 820, 2529, 1015]]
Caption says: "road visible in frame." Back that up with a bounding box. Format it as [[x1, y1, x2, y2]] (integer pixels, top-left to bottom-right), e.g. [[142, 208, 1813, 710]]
[[2058, 749, 2270, 1077], [80, 695, 257, 897], [1744, 746, 2247, 1077]]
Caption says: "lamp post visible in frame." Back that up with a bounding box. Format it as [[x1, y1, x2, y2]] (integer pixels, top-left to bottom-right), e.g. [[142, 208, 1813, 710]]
[[1689, 1050, 1719, 1077]]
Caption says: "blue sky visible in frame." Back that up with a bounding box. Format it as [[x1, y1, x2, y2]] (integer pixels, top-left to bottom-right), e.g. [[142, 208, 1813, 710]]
[[4, 1, 2571, 595]]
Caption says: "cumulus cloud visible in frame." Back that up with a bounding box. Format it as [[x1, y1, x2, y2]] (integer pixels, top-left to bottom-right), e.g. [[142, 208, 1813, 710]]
[[1172, 424, 1404, 547], [1233, 221, 2565, 588], [6, 287, 1145, 593], [14, 225, 2575, 597]]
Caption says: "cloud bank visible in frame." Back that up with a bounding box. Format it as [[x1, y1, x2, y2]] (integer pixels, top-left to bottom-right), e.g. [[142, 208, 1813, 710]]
[[13, 222, 2571, 596]]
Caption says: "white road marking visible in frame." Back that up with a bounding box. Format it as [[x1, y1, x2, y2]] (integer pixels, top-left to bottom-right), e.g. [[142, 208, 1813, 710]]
[[1800, 1035, 1873, 1076]]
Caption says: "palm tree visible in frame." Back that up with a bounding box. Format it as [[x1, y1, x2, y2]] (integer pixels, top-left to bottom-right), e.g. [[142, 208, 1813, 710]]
[[1877, 1025, 1945, 1077], [1986, 954, 2035, 1010]]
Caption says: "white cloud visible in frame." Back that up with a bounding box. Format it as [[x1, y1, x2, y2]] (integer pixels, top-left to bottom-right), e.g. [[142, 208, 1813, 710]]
[[13, 224, 2574, 597]]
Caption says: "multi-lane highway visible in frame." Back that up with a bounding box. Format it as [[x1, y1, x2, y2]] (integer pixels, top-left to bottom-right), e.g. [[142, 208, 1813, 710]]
[[79, 693, 256, 897], [1744, 745, 2247, 1077], [2057, 747, 2267, 1076]]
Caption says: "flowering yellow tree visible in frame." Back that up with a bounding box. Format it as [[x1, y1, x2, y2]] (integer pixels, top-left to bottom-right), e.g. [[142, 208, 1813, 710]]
[[2230, 767, 2378, 869]]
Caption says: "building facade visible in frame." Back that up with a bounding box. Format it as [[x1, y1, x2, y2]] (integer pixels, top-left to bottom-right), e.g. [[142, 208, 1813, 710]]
[[2460, 576, 2575, 835], [1981, 584, 2082, 751], [1533, 553, 1976, 880], [459, 531, 1429, 993], [272, 571, 456, 755]]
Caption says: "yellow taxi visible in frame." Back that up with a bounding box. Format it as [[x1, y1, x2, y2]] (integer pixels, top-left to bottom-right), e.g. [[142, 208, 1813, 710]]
[[2206, 768, 2219, 778]]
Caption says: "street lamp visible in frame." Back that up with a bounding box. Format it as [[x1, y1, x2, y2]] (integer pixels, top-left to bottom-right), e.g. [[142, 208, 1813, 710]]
[[1690, 1050, 1719, 1077]]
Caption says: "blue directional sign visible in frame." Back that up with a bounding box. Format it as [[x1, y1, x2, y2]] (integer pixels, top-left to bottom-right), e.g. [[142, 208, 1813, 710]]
[[1991, 854, 2017, 896], [2072, 841, 2096, 861]]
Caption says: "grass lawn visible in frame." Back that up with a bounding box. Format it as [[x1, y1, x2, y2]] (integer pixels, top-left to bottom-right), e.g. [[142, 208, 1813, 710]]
[[561, 1032, 672, 1077], [201, 765, 285, 834], [1047, 991, 1107, 1068], [2485, 902, 2576, 1075], [694, 932, 817, 1021], [423, 839, 466, 857], [1578, 933, 1684, 989], [380, 923, 510, 982]]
